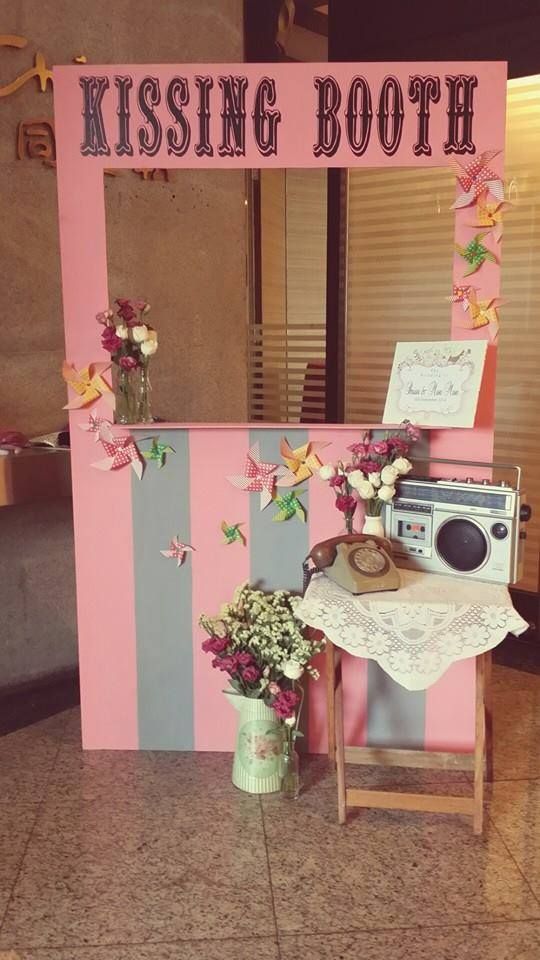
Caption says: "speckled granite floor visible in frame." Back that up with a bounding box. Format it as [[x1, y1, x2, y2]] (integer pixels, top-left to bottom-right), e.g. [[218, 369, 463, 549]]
[[0, 663, 539, 959]]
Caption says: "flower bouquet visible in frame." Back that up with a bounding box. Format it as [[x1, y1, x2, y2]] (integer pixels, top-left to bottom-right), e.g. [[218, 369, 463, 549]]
[[97, 299, 158, 424], [199, 582, 324, 796], [319, 422, 420, 535]]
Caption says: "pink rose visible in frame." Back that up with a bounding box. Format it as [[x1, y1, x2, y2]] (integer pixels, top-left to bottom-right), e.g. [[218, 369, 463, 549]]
[[268, 682, 281, 695], [119, 355, 139, 371], [242, 665, 261, 683], [348, 441, 369, 457], [369, 440, 389, 456], [335, 494, 357, 514], [272, 689, 300, 720]]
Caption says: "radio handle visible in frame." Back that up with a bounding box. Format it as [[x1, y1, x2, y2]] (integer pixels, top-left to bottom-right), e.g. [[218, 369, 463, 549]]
[[410, 457, 521, 491]]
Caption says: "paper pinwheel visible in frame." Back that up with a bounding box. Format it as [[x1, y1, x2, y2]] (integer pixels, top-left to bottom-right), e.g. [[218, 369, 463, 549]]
[[91, 424, 144, 479], [447, 284, 478, 312], [227, 442, 295, 510], [160, 537, 194, 567], [272, 490, 306, 523], [280, 437, 329, 484], [143, 437, 175, 468], [452, 150, 504, 209], [455, 234, 498, 276], [470, 197, 510, 243], [460, 297, 503, 340], [62, 361, 114, 410], [221, 521, 246, 545], [78, 413, 112, 441]]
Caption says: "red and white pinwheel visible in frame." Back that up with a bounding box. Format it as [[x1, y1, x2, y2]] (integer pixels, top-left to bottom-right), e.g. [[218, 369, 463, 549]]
[[452, 150, 504, 209], [227, 442, 295, 510], [160, 538, 194, 567], [91, 424, 144, 479]]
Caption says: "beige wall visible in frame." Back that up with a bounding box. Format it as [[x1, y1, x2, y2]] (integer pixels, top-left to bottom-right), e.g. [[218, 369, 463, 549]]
[[0, 0, 245, 689], [0, 0, 246, 436]]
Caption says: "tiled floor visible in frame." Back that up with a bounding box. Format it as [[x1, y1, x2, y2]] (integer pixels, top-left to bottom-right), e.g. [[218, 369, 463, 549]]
[[1, 664, 540, 959]]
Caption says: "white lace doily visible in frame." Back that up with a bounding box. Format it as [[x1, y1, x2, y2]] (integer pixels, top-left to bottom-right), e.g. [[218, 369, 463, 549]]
[[297, 569, 529, 690]]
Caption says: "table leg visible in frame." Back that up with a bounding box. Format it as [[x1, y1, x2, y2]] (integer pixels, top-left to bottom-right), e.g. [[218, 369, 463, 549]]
[[326, 639, 336, 765], [334, 646, 347, 825], [473, 654, 486, 835], [484, 650, 494, 784]]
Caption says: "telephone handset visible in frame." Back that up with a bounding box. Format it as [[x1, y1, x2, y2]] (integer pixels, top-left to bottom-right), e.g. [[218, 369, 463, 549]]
[[303, 534, 401, 596]]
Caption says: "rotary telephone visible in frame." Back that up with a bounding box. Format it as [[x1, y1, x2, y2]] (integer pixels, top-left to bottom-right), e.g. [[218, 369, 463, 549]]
[[303, 534, 401, 596]]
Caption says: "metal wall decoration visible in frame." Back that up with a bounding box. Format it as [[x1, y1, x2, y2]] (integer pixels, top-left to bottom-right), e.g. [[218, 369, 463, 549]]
[[17, 118, 55, 160], [0, 34, 52, 97]]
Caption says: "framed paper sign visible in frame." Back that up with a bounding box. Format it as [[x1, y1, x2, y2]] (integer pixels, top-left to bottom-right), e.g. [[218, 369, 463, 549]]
[[382, 340, 488, 428]]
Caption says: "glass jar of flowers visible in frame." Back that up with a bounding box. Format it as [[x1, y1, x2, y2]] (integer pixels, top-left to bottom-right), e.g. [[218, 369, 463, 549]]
[[96, 299, 158, 424], [199, 582, 324, 797], [319, 422, 420, 538]]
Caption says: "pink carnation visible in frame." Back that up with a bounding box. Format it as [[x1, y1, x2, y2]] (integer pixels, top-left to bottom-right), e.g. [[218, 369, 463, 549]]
[[242, 665, 261, 683], [335, 494, 357, 514], [202, 635, 229, 655], [388, 437, 409, 456], [329, 474, 346, 488], [348, 441, 369, 457], [119, 355, 139, 371], [405, 423, 421, 442], [101, 327, 123, 354], [235, 651, 253, 667], [212, 655, 237, 674], [273, 689, 300, 720], [369, 440, 389, 456], [358, 459, 380, 475]]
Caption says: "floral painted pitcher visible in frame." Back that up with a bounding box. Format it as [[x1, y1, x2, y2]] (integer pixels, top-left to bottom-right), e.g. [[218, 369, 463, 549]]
[[225, 692, 283, 794]]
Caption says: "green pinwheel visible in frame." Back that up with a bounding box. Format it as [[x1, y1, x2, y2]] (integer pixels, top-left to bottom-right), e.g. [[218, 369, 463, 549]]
[[221, 521, 246, 545], [455, 233, 498, 276], [272, 490, 306, 523], [142, 437, 175, 468]]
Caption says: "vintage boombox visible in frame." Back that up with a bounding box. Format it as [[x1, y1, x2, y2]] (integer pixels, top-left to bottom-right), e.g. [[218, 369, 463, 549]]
[[384, 459, 531, 584]]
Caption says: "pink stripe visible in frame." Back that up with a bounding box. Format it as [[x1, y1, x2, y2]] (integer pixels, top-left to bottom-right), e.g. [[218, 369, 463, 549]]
[[190, 428, 251, 750], [307, 428, 368, 751], [424, 658, 476, 752]]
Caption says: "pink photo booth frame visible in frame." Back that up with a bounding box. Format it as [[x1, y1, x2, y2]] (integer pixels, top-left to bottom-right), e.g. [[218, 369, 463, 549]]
[[53, 62, 507, 750]]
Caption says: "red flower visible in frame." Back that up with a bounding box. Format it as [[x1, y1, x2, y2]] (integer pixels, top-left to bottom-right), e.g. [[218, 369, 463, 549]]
[[272, 689, 300, 720], [369, 440, 389, 456], [405, 422, 421, 442], [335, 494, 357, 514], [348, 441, 369, 457], [101, 327, 123, 353], [235, 651, 253, 667], [115, 298, 137, 323], [358, 459, 380, 475], [387, 437, 409, 456], [329, 474, 346, 488], [242, 665, 261, 683], [202, 636, 229, 655], [119, 355, 139, 371], [212, 655, 237, 674]]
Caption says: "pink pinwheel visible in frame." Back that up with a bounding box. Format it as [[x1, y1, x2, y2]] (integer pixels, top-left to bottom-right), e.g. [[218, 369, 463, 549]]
[[227, 442, 294, 510], [447, 283, 478, 312], [160, 537, 194, 567], [78, 414, 112, 442], [91, 424, 144, 479], [452, 150, 504, 209]]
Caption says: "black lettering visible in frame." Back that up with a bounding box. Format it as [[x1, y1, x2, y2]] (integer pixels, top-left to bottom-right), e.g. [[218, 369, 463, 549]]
[[252, 77, 281, 157], [218, 75, 248, 157], [444, 74, 477, 155], [80, 76, 110, 157], [377, 75, 404, 156], [114, 75, 133, 157], [194, 75, 213, 157], [166, 77, 190, 157], [137, 76, 162, 157], [408, 74, 441, 157], [313, 76, 341, 157], [345, 75, 372, 156]]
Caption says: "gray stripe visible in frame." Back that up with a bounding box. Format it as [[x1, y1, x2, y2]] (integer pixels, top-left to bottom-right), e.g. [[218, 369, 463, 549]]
[[249, 428, 309, 593], [132, 429, 193, 749], [366, 661, 425, 749]]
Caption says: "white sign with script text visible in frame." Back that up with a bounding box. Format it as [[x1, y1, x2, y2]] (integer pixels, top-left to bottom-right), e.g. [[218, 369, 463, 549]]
[[383, 341, 488, 428]]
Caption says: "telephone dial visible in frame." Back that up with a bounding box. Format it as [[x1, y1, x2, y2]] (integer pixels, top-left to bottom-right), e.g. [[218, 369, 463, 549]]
[[303, 534, 401, 596]]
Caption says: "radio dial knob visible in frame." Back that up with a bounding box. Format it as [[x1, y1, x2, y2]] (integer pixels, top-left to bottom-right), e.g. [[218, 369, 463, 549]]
[[520, 504, 532, 522], [466, 477, 474, 483], [491, 522, 509, 540]]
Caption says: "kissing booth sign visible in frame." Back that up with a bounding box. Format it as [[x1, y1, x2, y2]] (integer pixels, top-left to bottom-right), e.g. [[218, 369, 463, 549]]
[[54, 62, 507, 750]]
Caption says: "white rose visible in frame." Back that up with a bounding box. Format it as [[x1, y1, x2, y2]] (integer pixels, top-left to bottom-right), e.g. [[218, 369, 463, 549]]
[[284, 716, 296, 727], [319, 464, 336, 481], [131, 324, 149, 343], [368, 471, 381, 487], [347, 469, 365, 489], [380, 464, 399, 485], [115, 324, 129, 339], [378, 484, 396, 503], [393, 457, 412, 475], [355, 479, 375, 500], [282, 659, 304, 680], [141, 338, 158, 356]]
